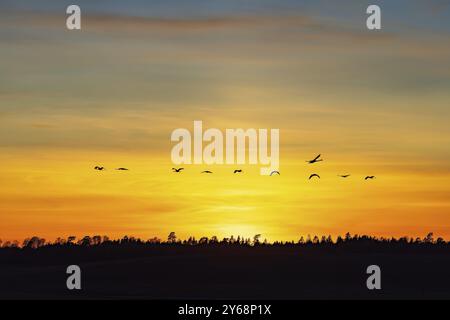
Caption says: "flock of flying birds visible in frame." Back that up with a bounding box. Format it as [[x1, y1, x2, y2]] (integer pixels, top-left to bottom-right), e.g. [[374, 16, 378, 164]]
[[94, 154, 376, 181], [172, 168, 247, 174], [94, 166, 128, 171], [303, 154, 375, 180]]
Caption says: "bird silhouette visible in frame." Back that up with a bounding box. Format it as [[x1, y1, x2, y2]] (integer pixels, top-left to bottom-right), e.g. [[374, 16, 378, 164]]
[[172, 168, 184, 173], [309, 173, 320, 180], [365, 176, 376, 180], [94, 166, 105, 171], [116, 168, 129, 171], [234, 169, 242, 174], [270, 171, 280, 176], [307, 154, 323, 164], [201, 170, 213, 174], [338, 174, 351, 178]]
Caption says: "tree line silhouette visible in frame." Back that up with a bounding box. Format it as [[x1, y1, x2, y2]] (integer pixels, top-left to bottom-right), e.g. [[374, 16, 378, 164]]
[[0, 232, 448, 249]]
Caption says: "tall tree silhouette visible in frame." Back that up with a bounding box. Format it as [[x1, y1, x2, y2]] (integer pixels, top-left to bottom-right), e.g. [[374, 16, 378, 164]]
[[168, 232, 177, 244]]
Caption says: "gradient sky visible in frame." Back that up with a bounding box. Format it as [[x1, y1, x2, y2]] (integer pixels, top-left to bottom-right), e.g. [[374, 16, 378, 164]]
[[1, 0, 450, 242]]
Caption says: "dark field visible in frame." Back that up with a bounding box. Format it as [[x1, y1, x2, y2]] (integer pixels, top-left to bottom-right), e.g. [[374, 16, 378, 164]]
[[0, 243, 449, 299]]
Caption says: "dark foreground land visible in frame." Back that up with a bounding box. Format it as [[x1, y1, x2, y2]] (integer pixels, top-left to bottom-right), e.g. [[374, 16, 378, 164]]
[[0, 242, 449, 299]]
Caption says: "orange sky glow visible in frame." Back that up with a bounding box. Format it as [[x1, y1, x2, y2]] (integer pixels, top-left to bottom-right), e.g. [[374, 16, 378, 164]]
[[1, 2, 449, 242]]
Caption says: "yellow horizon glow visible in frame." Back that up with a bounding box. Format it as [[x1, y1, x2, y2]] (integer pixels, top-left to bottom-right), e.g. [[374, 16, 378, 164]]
[[1, 145, 449, 243]]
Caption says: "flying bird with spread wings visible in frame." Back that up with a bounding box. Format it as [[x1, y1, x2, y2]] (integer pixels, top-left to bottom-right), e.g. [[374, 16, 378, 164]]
[[306, 154, 323, 164], [116, 168, 129, 171], [201, 170, 213, 174], [309, 173, 320, 180], [270, 171, 280, 176], [338, 174, 351, 178], [94, 166, 105, 171], [365, 176, 376, 180], [233, 169, 242, 174], [172, 168, 184, 173]]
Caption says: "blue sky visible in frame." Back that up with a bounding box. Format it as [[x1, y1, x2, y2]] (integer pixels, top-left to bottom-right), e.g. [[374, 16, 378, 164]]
[[1, 0, 449, 30]]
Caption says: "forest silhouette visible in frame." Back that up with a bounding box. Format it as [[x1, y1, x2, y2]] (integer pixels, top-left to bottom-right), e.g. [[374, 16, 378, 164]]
[[1, 232, 449, 299], [1, 231, 448, 249]]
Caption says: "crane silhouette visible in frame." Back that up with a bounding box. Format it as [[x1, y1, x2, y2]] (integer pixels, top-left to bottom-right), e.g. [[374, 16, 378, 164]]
[[307, 154, 323, 164]]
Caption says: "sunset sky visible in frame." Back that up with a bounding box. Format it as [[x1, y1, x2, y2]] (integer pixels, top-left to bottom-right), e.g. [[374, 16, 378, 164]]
[[1, 0, 450, 242]]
